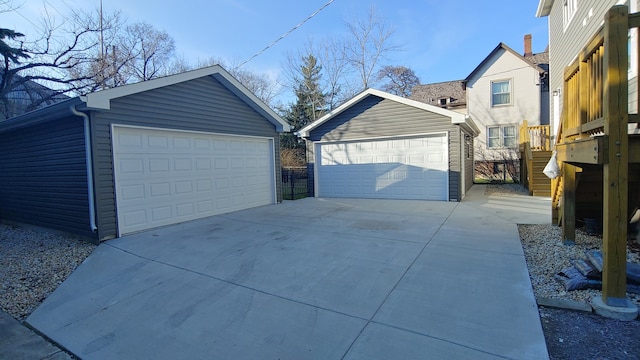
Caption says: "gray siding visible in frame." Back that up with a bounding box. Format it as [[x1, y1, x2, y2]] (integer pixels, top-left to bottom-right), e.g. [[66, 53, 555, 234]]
[[307, 95, 463, 201], [0, 116, 92, 236], [448, 128, 462, 201], [91, 76, 280, 240], [464, 133, 475, 194]]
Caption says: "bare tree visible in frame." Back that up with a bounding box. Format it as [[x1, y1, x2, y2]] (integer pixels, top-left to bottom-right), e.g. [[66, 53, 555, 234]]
[[0, 0, 18, 13], [122, 22, 175, 82], [343, 6, 399, 91], [66, 9, 129, 91], [315, 38, 350, 110], [0, 8, 122, 118], [376, 65, 419, 97]]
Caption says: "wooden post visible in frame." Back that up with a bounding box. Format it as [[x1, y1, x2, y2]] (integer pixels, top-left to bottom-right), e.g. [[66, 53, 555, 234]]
[[562, 163, 577, 244], [560, 68, 577, 244], [602, 5, 629, 306]]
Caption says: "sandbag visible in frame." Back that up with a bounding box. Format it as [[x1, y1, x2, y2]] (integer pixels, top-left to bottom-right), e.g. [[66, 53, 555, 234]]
[[555, 266, 602, 291], [572, 259, 601, 279], [586, 250, 603, 272], [586, 250, 640, 284]]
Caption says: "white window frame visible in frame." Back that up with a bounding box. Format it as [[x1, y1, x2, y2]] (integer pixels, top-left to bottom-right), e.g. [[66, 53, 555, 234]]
[[491, 79, 512, 107], [487, 125, 517, 149], [630, 1, 638, 78], [563, 0, 577, 31]]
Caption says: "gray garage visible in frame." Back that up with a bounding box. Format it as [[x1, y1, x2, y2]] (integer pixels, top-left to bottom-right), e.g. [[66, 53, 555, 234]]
[[297, 89, 479, 201], [0, 65, 290, 240]]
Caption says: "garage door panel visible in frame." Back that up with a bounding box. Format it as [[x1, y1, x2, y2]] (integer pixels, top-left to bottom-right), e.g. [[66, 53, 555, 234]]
[[113, 127, 274, 235], [317, 134, 448, 201]]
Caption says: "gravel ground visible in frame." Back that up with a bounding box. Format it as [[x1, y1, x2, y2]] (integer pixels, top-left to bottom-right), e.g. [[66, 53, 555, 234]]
[[487, 184, 640, 360], [0, 224, 96, 321]]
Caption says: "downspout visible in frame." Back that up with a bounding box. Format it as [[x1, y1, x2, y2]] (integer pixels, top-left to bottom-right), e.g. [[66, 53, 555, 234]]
[[71, 105, 98, 232]]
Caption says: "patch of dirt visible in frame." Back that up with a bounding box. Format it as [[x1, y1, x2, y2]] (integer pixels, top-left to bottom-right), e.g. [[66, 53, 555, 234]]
[[540, 306, 640, 360]]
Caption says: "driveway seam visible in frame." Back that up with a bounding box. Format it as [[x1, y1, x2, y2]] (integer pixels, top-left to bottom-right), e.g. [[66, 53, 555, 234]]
[[104, 242, 371, 322], [339, 202, 459, 359], [366, 320, 512, 359]]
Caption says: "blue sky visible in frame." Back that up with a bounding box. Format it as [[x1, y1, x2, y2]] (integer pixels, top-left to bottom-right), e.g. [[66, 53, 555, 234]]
[[4, 0, 547, 95]]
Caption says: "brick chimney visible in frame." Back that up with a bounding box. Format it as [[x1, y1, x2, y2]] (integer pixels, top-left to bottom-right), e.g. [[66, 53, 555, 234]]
[[524, 34, 532, 56]]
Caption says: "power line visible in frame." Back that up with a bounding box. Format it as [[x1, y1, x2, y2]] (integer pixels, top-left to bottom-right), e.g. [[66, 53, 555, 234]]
[[239, 0, 335, 68], [13, 10, 45, 33], [41, 0, 67, 18]]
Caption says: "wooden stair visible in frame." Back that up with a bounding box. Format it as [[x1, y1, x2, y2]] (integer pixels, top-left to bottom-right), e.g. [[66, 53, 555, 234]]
[[530, 151, 552, 197]]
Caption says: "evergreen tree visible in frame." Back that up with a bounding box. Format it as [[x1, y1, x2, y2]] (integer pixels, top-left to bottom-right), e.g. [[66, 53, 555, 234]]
[[0, 28, 29, 65], [281, 54, 327, 149]]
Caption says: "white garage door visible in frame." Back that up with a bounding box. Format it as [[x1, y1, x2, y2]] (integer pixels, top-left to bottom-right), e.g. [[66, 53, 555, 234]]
[[316, 134, 448, 200], [112, 126, 275, 235]]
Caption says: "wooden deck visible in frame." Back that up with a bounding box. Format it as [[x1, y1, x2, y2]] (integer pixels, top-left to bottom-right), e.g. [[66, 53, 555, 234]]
[[553, 5, 640, 306]]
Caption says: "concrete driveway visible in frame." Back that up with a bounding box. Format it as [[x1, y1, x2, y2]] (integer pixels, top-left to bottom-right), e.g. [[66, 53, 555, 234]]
[[27, 185, 551, 359]]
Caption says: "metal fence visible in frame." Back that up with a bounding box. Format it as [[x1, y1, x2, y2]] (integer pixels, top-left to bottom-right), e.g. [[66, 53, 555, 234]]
[[281, 167, 308, 200]]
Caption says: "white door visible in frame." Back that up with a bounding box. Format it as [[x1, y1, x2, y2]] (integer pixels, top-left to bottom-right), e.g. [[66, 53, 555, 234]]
[[112, 126, 275, 235], [316, 134, 448, 200]]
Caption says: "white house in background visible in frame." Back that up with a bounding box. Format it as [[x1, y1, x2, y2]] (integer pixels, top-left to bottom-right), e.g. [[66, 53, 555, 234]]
[[462, 38, 549, 176]]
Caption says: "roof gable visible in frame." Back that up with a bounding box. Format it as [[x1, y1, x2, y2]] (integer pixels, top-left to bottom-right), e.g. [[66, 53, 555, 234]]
[[464, 43, 546, 85], [82, 65, 290, 132], [297, 88, 479, 138]]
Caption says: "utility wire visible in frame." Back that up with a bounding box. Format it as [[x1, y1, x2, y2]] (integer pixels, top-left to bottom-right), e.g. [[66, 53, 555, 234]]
[[41, 0, 67, 18], [239, 0, 335, 68]]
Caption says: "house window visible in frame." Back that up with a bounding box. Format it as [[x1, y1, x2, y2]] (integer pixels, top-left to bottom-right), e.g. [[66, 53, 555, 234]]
[[491, 80, 511, 106], [465, 135, 472, 159], [438, 98, 448, 106], [487, 125, 517, 148], [563, 0, 577, 31]]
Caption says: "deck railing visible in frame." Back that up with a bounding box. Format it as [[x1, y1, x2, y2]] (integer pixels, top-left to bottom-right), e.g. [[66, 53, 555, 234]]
[[519, 121, 551, 193]]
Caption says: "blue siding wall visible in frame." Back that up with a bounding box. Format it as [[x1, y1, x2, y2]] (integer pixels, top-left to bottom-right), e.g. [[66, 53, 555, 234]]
[[0, 117, 92, 236]]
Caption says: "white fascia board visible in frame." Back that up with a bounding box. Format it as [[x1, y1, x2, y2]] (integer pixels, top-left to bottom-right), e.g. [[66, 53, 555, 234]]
[[297, 88, 469, 138], [536, 0, 554, 17], [454, 115, 481, 136]]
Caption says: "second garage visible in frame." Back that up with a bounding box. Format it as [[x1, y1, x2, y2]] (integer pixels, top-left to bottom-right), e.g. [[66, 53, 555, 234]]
[[316, 134, 448, 200], [297, 89, 479, 202]]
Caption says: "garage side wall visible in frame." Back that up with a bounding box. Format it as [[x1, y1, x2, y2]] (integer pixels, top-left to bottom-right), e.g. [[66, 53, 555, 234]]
[[91, 76, 281, 240], [307, 96, 462, 201], [464, 131, 474, 193], [448, 128, 462, 202], [0, 117, 93, 237]]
